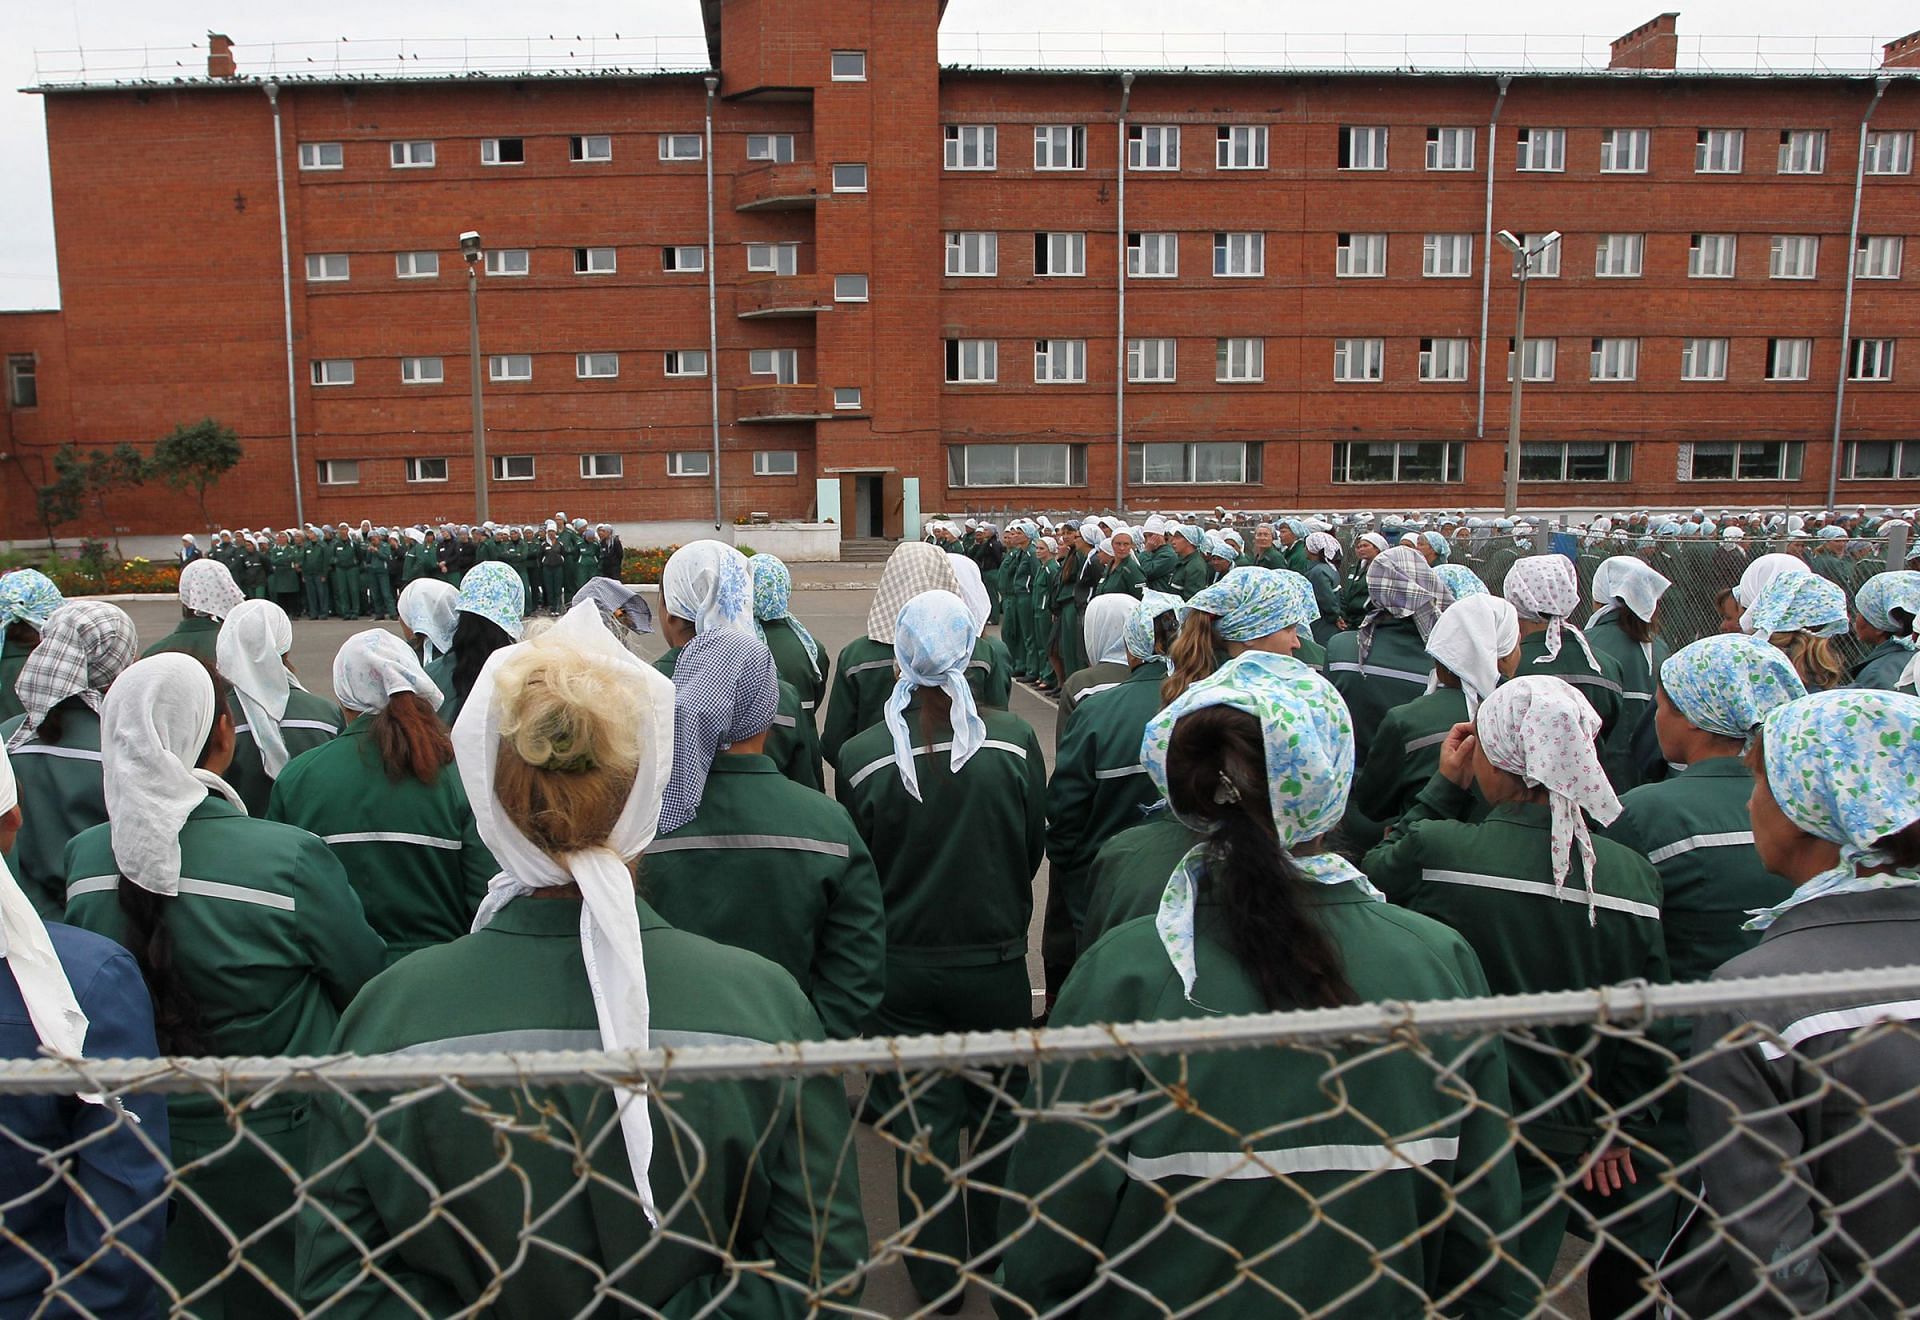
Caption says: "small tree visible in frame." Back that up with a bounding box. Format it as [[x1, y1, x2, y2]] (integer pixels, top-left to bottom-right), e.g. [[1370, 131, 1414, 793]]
[[46, 443, 147, 559], [149, 418, 243, 534], [23, 454, 80, 550]]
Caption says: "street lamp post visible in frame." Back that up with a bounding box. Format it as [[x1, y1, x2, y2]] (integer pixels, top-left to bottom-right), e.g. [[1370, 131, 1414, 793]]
[[1494, 229, 1559, 519], [460, 230, 489, 524]]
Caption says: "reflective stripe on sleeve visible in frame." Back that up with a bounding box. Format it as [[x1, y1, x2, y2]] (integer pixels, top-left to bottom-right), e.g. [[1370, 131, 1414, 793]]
[[1126, 1136, 1460, 1182], [1419, 868, 1659, 921]]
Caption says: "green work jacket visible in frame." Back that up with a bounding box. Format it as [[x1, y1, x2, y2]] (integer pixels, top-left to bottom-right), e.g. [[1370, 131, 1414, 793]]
[[1584, 615, 1668, 791], [1852, 637, 1914, 690], [0, 710, 105, 918], [1278, 541, 1309, 574], [1339, 565, 1370, 627], [653, 647, 822, 791], [763, 616, 830, 719], [1362, 776, 1669, 1155], [644, 754, 884, 1039], [0, 636, 31, 731], [225, 687, 344, 818], [999, 545, 1035, 598], [996, 888, 1526, 1318], [1138, 545, 1178, 593], [820, 635, 1008, 769], [265, 721, 499, 965], [1342, 686, 1469, 850], [1046, 662, 1168, 880], [139, 613, 220, 666], [835, 704, 1045, 964], [1095, 556, 1145, 598], [1324, 617, 1435, 764], [1054, 660, 1131, 749], [1170, 551, 1213, 600], [1305, 560, 1342, 642], [1516, 631, 1626, 746], [267, 545, 300, 593], [293, 895, 869, 1319], [299, 541, 330, 581], [1078, 812, 1203, 953], [400, 542, 438, 583]]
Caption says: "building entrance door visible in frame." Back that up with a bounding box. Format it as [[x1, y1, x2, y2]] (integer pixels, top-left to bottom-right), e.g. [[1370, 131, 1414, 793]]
[[854, 474, 884, 537]]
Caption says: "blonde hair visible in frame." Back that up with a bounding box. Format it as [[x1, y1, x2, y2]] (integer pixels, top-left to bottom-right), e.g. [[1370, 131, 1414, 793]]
[[492, 637, 645, 854], [1162, 609, 1224, 704], [1769, 631, 1848, 693]]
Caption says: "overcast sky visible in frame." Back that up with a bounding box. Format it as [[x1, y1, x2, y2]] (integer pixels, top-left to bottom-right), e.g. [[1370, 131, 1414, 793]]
[[3, 0, 1912, 308]]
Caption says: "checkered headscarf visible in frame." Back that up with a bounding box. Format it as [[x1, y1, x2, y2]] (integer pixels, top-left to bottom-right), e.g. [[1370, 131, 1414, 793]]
[[7, 602, 139, 749], [1357, 546, 1447, 666]]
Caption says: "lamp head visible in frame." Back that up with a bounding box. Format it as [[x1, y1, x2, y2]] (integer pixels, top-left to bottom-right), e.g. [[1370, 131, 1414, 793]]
[[1494, 230, 1521, 254], [458, 230, 482, 263]]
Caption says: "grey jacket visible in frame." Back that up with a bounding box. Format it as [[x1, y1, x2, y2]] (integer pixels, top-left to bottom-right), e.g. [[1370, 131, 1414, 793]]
[[1667, 889, 1920, 1317]]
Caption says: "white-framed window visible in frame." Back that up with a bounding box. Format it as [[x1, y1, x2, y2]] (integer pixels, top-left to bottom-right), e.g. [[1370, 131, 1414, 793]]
[[1778, 129, 1826, 174], [1331, 441, 1465, 484], [748, 348, 800, 384], [1863, 129, 1913, 175], [309, 359, 355, 386], [754, 450, 799, 476], [1857, 236, 1903, 279], [664, 350, 708, 377], [1689, 233, 1737, 278], [829, 50, 866, 81], [1519, 441, 1635, 483], [481, 137, 525, 166], [573, 247, 617, 275], [1770, 235, 1819, 279], [1336, 232, 1388, 278], [1599, 128, 1650, 173], [395, 251, 439, 279], [304, 253, 349, 282], [1216, 337, 1264, 382], [580, 453, 624, 479], [1127, 231, 1178, 278], [491, 454, 535, 481], [663, 246, 705, 272], [1127, 441, 1261, 485], [945, 340, 997, 384], [1127, 125, 1180, 170], [1515, 127, 1566, 172], [1418, 338, 1470, 382], [1216, 124, 1268, 169], [668, 451, 711, 477], [1589, 337, 1639, 381], [746, 134, 795, 163], [1034, 124, 1086, 170], [1033, 338, 1087, 384], [944, 231, 998, 276], [576, 352, 619, 379], [1682, 441, 1804, 481], [1850, 338, 1896, 381], [949, 443, 1087, 488], [1034, 232, 1086, 277], [1518, 234, 1561, 277], [405, 457, 448, 483], [1767, 338, 1813, 381], [833, 274, 869, 302], [1695, 128, 1744, 173], [1595, 233, 1645, 278], [6, 355, 36, 409], [830, 162, 867, 192], [1333, 338, 1385, 382], [1338, 125, 1388, 170], [746, 242, 799, 275], [316, 459, 359, 486], [1507, 338, 1556, 382], [1425, 126, 1474, 171], [488, 354, 533, 381], [1127, 338, 1178, 383], [1422, 233, 1473, 278], [298, 141, 343, 170], [943, 124, 996, 170], [1213, 232, 1264, 277], [657, 135, 700, 161], [400, 356, 444, 385], [485, 249, 530, 277], [832, 387, 862, 410], [389, 140, 435, 169], [1680, 338, 1729, 381], [1844, 440, 1920, 481]]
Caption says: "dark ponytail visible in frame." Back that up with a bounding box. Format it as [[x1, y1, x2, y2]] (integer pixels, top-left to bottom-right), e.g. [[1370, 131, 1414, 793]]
[[1164, 705, 1355, 1011], [451, 612, 513, 702], [371, 690, 454, 784]]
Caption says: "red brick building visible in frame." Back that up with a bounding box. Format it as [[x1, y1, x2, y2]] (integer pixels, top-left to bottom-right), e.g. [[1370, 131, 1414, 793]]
[[4, 4, 1919, 541]]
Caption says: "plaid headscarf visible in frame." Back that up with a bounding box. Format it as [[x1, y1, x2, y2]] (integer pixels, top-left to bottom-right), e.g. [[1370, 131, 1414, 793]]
[[659, 631, 780, 835], [7, 602, 138, 749], [866, 543, 962, 644], [1358, 546, 1447, 665]]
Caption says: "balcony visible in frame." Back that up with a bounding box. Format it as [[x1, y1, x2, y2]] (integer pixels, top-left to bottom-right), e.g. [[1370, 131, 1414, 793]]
[[736, 273, 831, 319], [734, 161, 820, 211], [736, 382, 832, 424]]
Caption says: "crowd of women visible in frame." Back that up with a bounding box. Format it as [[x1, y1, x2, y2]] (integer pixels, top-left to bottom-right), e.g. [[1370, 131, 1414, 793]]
[[0, 509, 1916, 1318]]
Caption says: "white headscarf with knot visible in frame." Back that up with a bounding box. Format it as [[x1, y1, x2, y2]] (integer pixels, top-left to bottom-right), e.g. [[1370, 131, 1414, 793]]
[[883, 591, 985, 802], [102, 654, 248, 897], [1503, 555, 1598, 668], [661, 540, 757, 638], [1305, 531, 1342, 563], [454, 601, 677, 1225], [333, 629, 444, 715], [1588, 556, 1671, 626], [948, 555, 993, 636], [177, 558, 246, 620], [1474, 676, 1622, 922], [1082, 594, 1135, 666], [1734, 553, 1813, 634], [216, 600, 304, 778], [1425, 595, 1520, 716], [398, 579, 459, 663]]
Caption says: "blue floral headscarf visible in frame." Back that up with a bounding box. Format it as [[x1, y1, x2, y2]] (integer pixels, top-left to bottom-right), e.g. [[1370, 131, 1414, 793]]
[[1124, 590, 1185, 661], [1659, 633, 1807, 741], [1434, 564, 1488, 600], [1746, 572, 1848, 638], [0, 570, 64, 632], [663, 541, 756, 638], [1187, 567, 1314, 643], [750, 554, 821, 677], [455, 562, 526, 641], [1854, 571, 1920, 647]]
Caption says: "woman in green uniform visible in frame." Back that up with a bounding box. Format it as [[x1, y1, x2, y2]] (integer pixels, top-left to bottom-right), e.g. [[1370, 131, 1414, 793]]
[[1849, 570, 1920, 689], [751, 553, 830, 720], [327, 528, 362, 621], [398, 576, 459, 698], [1504, 554, 1629, 752], [1340, 530, 1387, 626], [1361, 677, 1669, 1293], [949, 554, 1015, 710], [820, 541, 962, 768], [1302, 531, 1344, 646], [438, 561, 524, 726], [535, 523, 566, 614], [0, 603, 137, 917], [265, 630, 495, 965], [1027, 535, 1061, 686], [65, 654, 385, 1317], [296, 607, 868, 1316], [1323, 545, 1445, 761], [362, 532, 397, 620], [399, 527, 437, 586], [835, 590, 1046, 1312], [1095, 529, 1147, 598], [1161, 566, 1317, 704], [0, 569, 63, 725], [1746, 570, 1851, 692], [566, 517, 598, 598], [1000, 652, 1524, 1317], [1056, 593, 1134, 739], [215, 600, 343, 816], [997, 522, 1034, 677], [142, 557, 245, 664], [1584, 556, 1672, 791], [267, 531, 301, 615], [298, 527, 330, 620]]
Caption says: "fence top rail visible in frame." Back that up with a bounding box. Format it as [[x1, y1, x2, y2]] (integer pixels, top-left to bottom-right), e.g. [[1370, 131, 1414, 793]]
[[4, 964, 1919, 1094]]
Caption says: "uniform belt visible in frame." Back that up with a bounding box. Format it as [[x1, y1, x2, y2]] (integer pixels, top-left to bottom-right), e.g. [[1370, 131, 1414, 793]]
[[887, 939, 1026, 968]]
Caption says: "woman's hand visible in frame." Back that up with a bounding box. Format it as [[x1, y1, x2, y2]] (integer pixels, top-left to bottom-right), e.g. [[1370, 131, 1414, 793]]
[[1437, 722, 1479, 788], [1581, 1145, 1638, 1198]]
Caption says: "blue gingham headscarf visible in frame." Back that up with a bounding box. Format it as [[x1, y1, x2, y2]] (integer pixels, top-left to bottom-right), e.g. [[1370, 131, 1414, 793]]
[[1187, 567, 1314, 644], [750, 554, 821, 677], [1141, 652, 1384, 1003], [659, 631, 780, 835], [1854, 571, 1920, 646], [0, 570, 64, 631], [1359, 546, 1447, 664], [1124, 590, 1184, 661], [1748, 690, 1920, 929], [1746, 572, 1849, 638], [1434, 564, 1488, 600], [662, 541, 756, 638], [884, 591, 986, 803], [1659, 633, 1807, 741], [455, 562, 527, 641]]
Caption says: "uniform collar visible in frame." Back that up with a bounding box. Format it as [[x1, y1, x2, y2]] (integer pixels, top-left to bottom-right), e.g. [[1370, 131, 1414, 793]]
[[1486, 800, 1552, 829], [178, 615, 221, 634], [1759, 887, 1920, 942], [708, 753, 779, 776], [1121, 658, 1170, 685], [187, 793, 246, 823], [483, 892, 671, 936], [336, 717, 373, 740], [1673, 755, 1749, 780]]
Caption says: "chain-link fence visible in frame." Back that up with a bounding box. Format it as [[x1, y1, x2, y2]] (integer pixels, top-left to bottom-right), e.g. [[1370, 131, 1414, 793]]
[[7, 965, 1920, 1317]]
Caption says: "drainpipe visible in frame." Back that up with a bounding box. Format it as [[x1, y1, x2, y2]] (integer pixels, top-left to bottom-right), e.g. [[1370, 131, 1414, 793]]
[[1475, 75, 1511, 441], [705, 76, 723, 529], [1114, 72, 1134, 511], [265, 82, 305, 525], [1826, 75, 1890, 509]]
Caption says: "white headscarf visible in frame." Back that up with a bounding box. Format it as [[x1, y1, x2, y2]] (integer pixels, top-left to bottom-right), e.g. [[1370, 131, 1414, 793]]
[[177, 558, 246, 620], [333, 630, 444, 715], [1425, 596, 1520, 716], [660, 541, 756, 638], [454, 602, 676, 1224], [1082, 594, 1135, 667], [948, 555, 993, 636], [216, 600, 304, 778], [102, 655, 247, 897], [1588, 556, 1671, 626], [398, 579, 459, 663], [883, 592, 985, 802], [1734, 553, 1813, 633]]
